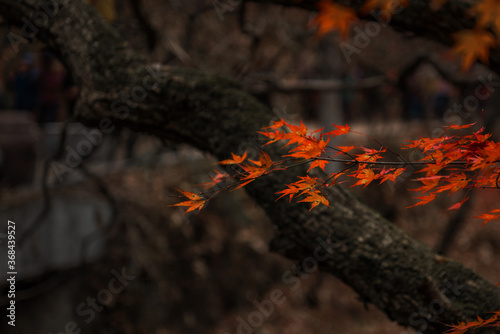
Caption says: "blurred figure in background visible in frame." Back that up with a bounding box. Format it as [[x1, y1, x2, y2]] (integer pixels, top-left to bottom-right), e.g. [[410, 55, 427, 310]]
[[405, 78, 424, 120], [0, 80, 10, 110], [432, 79, 452, 119], [63, 72, 79, 118], [38, 51, 65, 124], [8, 52, 39, 115], [341, 69, 356, 122]]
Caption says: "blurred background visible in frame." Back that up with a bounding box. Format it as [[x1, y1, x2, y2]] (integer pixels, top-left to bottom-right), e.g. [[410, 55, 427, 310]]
[[1, 0, 500, 333]]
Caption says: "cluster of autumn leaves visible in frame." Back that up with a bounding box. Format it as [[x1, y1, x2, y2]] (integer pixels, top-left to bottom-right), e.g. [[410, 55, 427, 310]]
[[170, 118, 500, 333], [310, 0, 500, 70], [169, 1, 500, 332], [406, 122, 500, 224], [171, 119, 500, 225], [446, 309, 500, 334], [171, 0, 500, 216]]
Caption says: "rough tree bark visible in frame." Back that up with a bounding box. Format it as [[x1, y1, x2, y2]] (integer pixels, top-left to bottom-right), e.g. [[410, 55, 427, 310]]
[[1, 1, 500, 333]]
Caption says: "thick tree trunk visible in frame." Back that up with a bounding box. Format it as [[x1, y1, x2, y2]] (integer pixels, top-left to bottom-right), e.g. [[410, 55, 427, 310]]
[[2, 1, 500, 333]]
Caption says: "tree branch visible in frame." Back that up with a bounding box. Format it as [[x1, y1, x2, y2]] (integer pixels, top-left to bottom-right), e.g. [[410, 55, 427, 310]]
[[1, 1, 500, 333], [247, 0, 500, 73]]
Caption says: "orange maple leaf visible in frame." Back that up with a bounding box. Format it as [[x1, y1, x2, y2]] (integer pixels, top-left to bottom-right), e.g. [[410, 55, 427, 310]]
[[355, 153, 383, 163], [169, 189, 206, 213], [308, 158, 329, 172], [417, 163, 445, 177], [470, 0, 500, 36], [310, 1, 357, 39], [333, 145, 356, 156], [351, 168, 378, 188], [258, 129, 285, 145], [297, 190, 330, 211], [379, 167, 406, 184], [218, 151, 248, 165], [326, 172, 344, 186], [286, 120, 308, 137], [276, 176, 322, 202], [242, 151, 274, 180], [263, 119, 287, 130], [249, 151, 272, 168], [435, 173, 469, 194], [231, 179, 256, 191], [451, 29, 497, 71], [448, 196, 470, 210], [323, 124, 351, 137], [407, 193, 437, 208], [275, 184, 301, 203], [475, 209, 500, 225], [443, 122, 476, 131], [284, 137, 329, 159], [446, 310, 500, 333]]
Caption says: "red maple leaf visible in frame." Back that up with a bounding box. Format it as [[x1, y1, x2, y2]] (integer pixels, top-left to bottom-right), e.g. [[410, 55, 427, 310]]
[[200, 170, 230, 189], [308, 159, 329, 172]]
